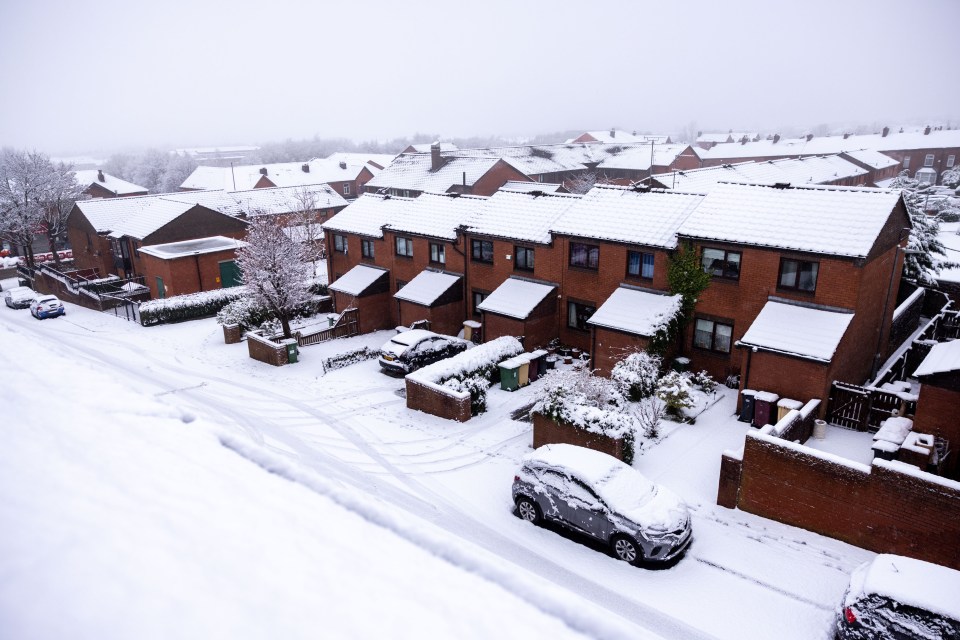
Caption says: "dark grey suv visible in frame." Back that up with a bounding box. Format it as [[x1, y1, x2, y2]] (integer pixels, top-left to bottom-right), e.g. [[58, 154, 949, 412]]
[[512, 444, 692, 565]]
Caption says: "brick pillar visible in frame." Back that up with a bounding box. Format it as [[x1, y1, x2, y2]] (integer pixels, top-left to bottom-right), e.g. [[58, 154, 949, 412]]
[[716, 453, 743, 509]]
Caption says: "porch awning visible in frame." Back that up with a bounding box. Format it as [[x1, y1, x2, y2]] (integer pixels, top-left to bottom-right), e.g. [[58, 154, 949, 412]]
[[328, 264, 389, 296], [394, 270, 461, 306], [477, 277, 555, 320], [738, 301, 853, 363], [587, 286, 681, 337]]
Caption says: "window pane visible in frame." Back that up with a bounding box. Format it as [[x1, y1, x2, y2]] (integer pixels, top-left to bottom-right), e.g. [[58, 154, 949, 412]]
[[702, 248, 725, 276], [483, 242, 493, 261], [642, 253, 655, 279], [627, 251, 641, 276], [798, 262, 818, 291], [694, 319, 714, 349], [924, 154, 934, 167], [715, 324, 733, 353], [571, 243, 587, 266], [780, 259, 798, 287], [724, 252, 741, 279], [567, 302, 578, 328], [588, 246, 599, 269]]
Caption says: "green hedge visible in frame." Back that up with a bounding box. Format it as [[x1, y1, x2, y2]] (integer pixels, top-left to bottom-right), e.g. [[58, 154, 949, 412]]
[[140, 287, 247, 326]]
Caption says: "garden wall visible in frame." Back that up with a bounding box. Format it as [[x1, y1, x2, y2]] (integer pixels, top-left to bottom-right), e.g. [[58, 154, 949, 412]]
[[532, 412, 627, 462], [246, 331, 295, 367], [405, 378, 471, 422]]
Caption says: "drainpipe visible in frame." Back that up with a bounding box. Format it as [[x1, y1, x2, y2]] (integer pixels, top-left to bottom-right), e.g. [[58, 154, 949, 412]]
[[194, 252, 204, 292]]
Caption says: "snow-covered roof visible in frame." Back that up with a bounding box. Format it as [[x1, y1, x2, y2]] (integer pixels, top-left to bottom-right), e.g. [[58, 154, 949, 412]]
[[570, 131, 671, 144], [596, 144, 696, 171], [841, 149, 900, 170], [653, 155, 868, 193], [320, 194, 409, 238], [406, 142, 459, 153], [325, 152, 397, 171], [138, 236, 246, 259], [466, 190, 579, 244], [677, 182, 903, 258], [180, 157, 373, 191], [697, 132, 758, 144], [230, 183, 348, 216], [327, 264, 389, 296], [363, 154, 503, 193], [738, 301, 854, 362], [394, 270, 461, 306], [845, 555, 960, 623], [552, 185, 704, 249], [499, 181, 563, 194], [73, 170, 147, 196], [75, 190, 245, 236], [587, 287, 682, 336], [913, 339, 960, 377], [477, 277, 556, 319], [321, 192, 485, 241]]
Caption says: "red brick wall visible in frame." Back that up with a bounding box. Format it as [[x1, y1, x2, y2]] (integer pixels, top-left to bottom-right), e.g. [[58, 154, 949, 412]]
[[482, 293, 557, 349], [66, 210, 114, 276], [913, 382, 960, 479], [740, 349, 831, 417], [532, 413, 627, 462], [334, 290, 393, 334], [716, 453, 743, 509], [246, 333, 291, 367], [883, 146, 960, 185], [138, 249, 239, 299], [735, 434, 960, 570], [469, 160, 531, 196], [397, 299, 464, 336], [591, 327, 652, 376], [405, 378, 471, 422]]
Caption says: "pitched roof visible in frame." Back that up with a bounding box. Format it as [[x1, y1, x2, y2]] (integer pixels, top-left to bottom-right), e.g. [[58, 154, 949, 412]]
[[697, 132, 758, 144], [587, 287, 682, 336], [394, 270, 461, 306], [477, 277, 556, 319], [363, 154, 504, 193], [739, 301, 854, 362], [328, 264, 389, 296], [74, 190, 244, 235], [596, 144, 697, 171], [325, 152, 397, 171], [321, 192, 485, 240], [677, 182, 903, 258], [180, 157, 373, 191], [653, 155, 868, 193], [320, 193, 411, 238], [571, 130, 671, 144], [500, 181, 563, 193], [841, 149, 900, 170], [913, 339, 960, 377], [73, 170, 147, 196], [552, 185, 704, 249], [230, 183, 348, 216], [465, 190, 579, 244]]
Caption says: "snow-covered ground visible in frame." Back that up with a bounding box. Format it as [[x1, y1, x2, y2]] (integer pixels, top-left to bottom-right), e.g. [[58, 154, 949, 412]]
[[939, 220, 960, 283], [0, 303, 875, 639]]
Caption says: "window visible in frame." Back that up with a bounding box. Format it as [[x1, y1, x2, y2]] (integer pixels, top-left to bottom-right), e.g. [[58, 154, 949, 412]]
[[429, 242, 445, 265], [333, 234, 347, 253], [515, 246, 535, 271], [701, 247, 741, 279], [903, 156, 911, 169], [569, 242, 599, 269], [567, 300, 596, 331], [472, 290, 489, 315], [395, 236, 413, 258], [627, 251, 655, 279], [343, 183, 351, 195], [395, 279, 407, 292], [924, 154, 935, 168], [778, 258, 818, 292], [694, 318, 733, 353], [471, 239, 494, 263], [947, 155, 956, 168], [361, 239, 375, 259]]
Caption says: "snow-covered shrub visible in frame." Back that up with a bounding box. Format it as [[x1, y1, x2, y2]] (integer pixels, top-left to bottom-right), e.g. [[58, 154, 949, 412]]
[[140, 287, 247, 326], [635, 397, 666, 439], [216, 296, 272, 330], [655, 370, 694, 418], [534, 368, 637, 463], [611, 351, 662, 401], [692, 370, 717, 393], [443, 374, 490, 415], [324, 346, 377, 371]]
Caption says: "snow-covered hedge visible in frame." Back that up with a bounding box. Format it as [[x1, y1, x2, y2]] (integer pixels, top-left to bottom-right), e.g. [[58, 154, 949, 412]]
[[140, 287, 247, 326], [324, 346, 377, 372], [611, 351, 661, 400]]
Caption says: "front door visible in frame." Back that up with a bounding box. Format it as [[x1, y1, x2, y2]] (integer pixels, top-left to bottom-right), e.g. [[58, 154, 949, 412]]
[[218, 260, 241, 288], [156, 276, 165, 299]]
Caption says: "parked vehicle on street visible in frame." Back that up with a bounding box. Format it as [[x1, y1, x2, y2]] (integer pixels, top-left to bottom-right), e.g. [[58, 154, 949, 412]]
[[378, 329, 469, 374], [512, 443, 692, 565], [4, 286, 36, 309], [30, 295, 66, 319], [836, 554, 960, 639]]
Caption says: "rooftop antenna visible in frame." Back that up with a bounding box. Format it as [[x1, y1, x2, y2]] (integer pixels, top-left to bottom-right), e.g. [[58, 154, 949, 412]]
[[230, 162, 236, 191]]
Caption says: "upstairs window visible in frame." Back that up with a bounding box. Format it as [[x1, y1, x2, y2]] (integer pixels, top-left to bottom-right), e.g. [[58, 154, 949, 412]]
[[778, 258, 818, 292], [924, 154, 935, 167], [333, 234, 347, 253], [515, 246, 535, 271], [429, 243, 445, 265], [947, 155, 956, 168], [343, 183, 351, 195], [361, 239, 375, 259], [903, 156, 911, 169], [395, 279, 407, 292], [471, 239, 494, 264], [701, 247, 741, 280], [569, 242, 599, 269], [395, 236, 413, 258], [694, 318, 733, 354], [627, 251, 655, 279]]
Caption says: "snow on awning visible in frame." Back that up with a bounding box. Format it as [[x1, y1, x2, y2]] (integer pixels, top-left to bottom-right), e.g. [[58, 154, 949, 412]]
[[587, 287, 682, 337], [477, 277, 555, 320], [913, 339, 960, 377], [738, 301, 854, 363], [394, 270, 461, 306], [328, 264, 389, 296]]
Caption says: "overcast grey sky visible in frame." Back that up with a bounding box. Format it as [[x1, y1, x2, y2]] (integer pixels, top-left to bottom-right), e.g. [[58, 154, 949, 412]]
[[1, 0, 957, 155]]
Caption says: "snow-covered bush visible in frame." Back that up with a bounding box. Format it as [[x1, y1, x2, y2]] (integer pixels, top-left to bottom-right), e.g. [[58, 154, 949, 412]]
[[692, 370, 717, 393], [443, 374, 489, 415], [324, 347, 377, 372], [534, 368, 637, 463], [635, 396, 666, 439], [216, 296, 273, 330], [655, 370, 694, 418], [611, 351, 662, 401], [140, 287, 247, 326]]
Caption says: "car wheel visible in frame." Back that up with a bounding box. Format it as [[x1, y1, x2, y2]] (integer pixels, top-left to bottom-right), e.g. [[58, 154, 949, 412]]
[[515, 497, 542, 525], [612, 535, 642, 564]]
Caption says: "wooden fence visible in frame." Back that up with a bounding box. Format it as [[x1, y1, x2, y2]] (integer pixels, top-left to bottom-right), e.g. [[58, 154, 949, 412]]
[[291, 308, 359, 347], [826, 381, 912, 432]]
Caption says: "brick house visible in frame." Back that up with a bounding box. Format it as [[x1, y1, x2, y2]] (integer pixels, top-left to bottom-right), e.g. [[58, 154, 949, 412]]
[[569, 130, 672, 144], [675, 182, 911, 412], [911, 340, 960, 478], [327, 264, 392, 334], [594, 144, 701, 184], [651, 154, 872, 192], [137, 236, 247, 299], [73, 169, 148, 198], [695, 132, 760, 150]]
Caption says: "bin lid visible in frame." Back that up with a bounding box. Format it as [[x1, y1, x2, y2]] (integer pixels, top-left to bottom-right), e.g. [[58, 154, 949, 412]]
[[500, 356, 528, 368], [777, 398, 803, 409], [529, 349, 548, 358], [741, 389, 757, 397], [755, 391, 780, 403]]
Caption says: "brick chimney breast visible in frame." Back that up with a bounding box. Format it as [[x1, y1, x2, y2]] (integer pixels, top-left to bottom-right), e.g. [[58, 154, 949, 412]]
[[430, 142, 442, 172]]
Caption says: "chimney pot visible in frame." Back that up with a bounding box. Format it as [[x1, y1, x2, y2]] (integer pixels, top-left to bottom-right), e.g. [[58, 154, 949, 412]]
[[259, 167, 268, 176], [924, 125, 931, 135], [339, 161, 347, 169], [772, 134, 781, 144], [882, 126, 890, 137], [97, 169, 105, 182], [610, 128, 616, 138], [805, 134, 813, 142], [843, 133, 850, 139], [301, 164, 310, 173]]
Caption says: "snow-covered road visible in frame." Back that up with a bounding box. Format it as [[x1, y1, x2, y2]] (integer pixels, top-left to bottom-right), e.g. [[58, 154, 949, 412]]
[[0, 302, 873, 639]]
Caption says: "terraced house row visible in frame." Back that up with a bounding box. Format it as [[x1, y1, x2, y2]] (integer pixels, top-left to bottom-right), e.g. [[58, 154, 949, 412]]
[[323, 181, 910, 415]]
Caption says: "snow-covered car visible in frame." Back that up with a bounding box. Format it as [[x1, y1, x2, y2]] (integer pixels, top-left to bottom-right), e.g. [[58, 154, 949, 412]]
[[836, 554, 960, 639], [512, 443, 692, 565], [30, 295, 66, 319], [378, 329, 469, 374], [4, 286, 36, 309]]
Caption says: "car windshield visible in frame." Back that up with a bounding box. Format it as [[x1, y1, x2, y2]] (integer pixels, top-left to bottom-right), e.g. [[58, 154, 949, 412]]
[[591, 465, 657, 515]]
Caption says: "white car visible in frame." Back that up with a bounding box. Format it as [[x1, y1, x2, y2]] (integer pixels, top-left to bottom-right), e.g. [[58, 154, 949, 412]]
[[30, 295, 66, 319], [4, 286, 36, 309]]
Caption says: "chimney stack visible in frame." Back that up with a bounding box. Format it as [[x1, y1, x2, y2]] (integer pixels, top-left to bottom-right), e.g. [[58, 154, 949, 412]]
[[882, 126, 890, 137], [259, 167, 268, 176], [740, 137, 748, 145], [609, 128, 616, 139], [805, 134, 813, 142], [97, 169, 105, 182], [924, 125, 931, 135], [339, 161, 347, 169], [430, 142, 442, 172], [301, 164, 310, 173], [772, 134, 781, 144], [843, 133, 850, 139]]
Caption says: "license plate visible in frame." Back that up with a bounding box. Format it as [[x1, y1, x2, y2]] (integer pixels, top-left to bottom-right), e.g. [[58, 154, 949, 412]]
[[382, 355, 394, 361]]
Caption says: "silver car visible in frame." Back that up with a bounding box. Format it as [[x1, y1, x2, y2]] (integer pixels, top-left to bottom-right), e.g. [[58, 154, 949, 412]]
[[512, 443, 692, 565], [4, 286, 36, 309]]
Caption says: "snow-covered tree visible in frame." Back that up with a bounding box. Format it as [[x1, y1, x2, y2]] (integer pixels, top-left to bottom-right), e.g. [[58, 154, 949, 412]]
[[157, 153, 198, 194], [940, 165, 960, 189], [288, 187, 326, 279], [611, 351, 662, 401], [889, 171, 955, 284], [41, 161, 84, 265], [565, 170, 612, 195], [236, 216, 311, 339]]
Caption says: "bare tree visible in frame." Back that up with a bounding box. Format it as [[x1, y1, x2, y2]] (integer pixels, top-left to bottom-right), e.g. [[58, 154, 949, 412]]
[[565, 170, 613, 195], [288, 187, 326, 279], [236, 216, 311, 339], [41, 162, 84, 266]]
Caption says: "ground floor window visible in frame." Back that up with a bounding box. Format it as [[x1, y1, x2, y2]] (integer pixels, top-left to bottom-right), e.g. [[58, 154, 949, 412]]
[[567, 300, 596, 331], [472, 290, 489, 316], [694, 318, 732, 353]]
